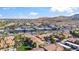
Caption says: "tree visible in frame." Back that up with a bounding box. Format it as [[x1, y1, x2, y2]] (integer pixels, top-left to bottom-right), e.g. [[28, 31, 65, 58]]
[[2, 32, 8, 37], [60, 34, 66, 40], [33, 42, 37, 48], [15, 34, 37, 51], [50, 36, 56, 43], [15, 34, 23, 41], [75, 40, 79, 45], [71, 30, 79, 37]]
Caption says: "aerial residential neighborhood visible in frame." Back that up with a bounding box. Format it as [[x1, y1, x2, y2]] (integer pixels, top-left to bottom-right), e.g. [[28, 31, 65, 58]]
[[0, 7, 79, 51]]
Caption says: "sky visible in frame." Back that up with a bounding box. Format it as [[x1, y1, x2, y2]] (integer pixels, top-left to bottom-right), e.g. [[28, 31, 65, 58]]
[[0, 0, 79, 19], [0, 7, 79, 19]]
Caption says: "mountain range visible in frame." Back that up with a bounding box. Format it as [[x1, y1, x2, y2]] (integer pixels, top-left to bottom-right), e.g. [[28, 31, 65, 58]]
[[0, 14, 79, 21]]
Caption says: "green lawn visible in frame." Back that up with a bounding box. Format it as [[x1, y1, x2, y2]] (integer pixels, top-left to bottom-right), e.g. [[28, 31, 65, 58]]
[[17, 45, 32, 51]]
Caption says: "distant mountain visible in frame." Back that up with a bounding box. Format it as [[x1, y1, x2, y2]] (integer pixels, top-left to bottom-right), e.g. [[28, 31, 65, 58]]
[[0, 14, 79, 21], [37, 14, 79, 21], [70, 14, 79, 20], [37, 16, 70, 22]]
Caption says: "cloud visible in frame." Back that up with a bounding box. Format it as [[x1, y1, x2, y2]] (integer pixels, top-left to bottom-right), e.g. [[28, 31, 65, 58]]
[[0, 14, 5, 18], [49, 0, 79, 15], [50, 7, 73, 12], [5, 12, 39, 19], [29, 12, 38, 16], [27, 12, 39, 19], [2, 8, 10, 10], [2, 7, 16, 10], [50, 7, 79, 16], [0, 14, 3, 17], [0, 14, 6, 18]]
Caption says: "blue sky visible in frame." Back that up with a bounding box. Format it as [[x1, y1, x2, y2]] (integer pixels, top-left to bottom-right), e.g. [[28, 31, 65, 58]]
[[0, 7, 79, 19]]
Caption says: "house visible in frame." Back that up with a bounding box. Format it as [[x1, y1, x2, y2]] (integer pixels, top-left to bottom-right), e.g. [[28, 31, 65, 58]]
[[67, 38, 76, 43], [15, 27, 35, 33], [65, 42, 79, 48], [43, 44, 64, 51], [56, 44, 65, 51], [57, 43, 71, 49], [0, 39, 5, 49], [43, 44, 57, 51], [0, 29, 4, 33], [48, 24, 57, 30], [4, 36, 15, 47], [34, 26, 45, 31]]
